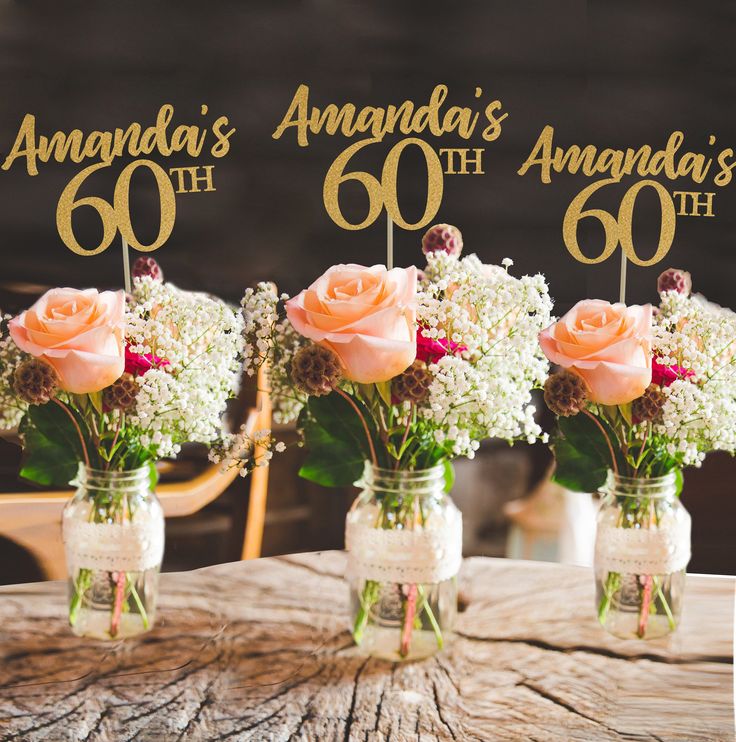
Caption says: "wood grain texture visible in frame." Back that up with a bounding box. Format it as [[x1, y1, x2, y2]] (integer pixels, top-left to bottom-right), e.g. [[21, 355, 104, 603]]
[[0, 552, 732, 741]]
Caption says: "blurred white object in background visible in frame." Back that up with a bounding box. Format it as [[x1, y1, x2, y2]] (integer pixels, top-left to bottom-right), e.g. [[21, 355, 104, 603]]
[[504, 467, 596, 567], [451, 447, 532, 557]]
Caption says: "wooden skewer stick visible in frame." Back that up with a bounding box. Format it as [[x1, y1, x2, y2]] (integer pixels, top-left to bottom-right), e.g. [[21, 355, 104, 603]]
[[386, 213, 394, 270], [122, 237, 132, 294], [619, 250, 627, 304]]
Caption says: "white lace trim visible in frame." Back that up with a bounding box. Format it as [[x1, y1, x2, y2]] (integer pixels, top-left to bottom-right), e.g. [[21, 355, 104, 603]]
[[595, 515, 691, 575], [63, 514, 165, 573], [345, 504, 462, 584]]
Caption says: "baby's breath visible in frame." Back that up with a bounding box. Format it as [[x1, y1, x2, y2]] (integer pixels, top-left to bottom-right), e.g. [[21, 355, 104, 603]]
[[653, 290, 736, 466], [418, 252, 553, 457], [126, 277, 244, 458]]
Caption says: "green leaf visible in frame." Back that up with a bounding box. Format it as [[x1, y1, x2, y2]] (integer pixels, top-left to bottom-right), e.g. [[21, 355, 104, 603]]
[[550, 411, 624, 493], [19, 422, 80, 486], [297, 405, 366, 487], [88, 391, 103, 416], [551, 434, 608, 493], [557, 413, 625, 474], [309, 393, 383, 464], [25, 402, 89, 462], [147, 460, 159, 490], [18, 402, 97, 487], [358, 383, 375, 402], [374, 381, 393, 409], [673, 467, 684, 497], [618, 402, 633, 426], [442, 459, 455, 493]]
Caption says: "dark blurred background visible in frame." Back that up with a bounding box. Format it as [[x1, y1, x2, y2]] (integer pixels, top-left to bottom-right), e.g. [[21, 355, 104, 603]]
[[0, 1, 733, 580]]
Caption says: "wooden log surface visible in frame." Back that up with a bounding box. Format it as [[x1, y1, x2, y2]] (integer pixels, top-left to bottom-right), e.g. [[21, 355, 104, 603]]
[[0, 552, 732, 741]]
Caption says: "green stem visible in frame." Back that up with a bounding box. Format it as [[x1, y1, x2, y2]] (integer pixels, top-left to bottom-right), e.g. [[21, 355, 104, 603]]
[[597, 571, 620, 625], [417, 584, 444, 650], [581, 409, 619, 476], [333, 387, 378, 468], [127, 576, 150, 630], [69, 568, 92, 626], [52, 398, 91, 469], [353, 579, 380, 645], [653, 575, 677, 631]]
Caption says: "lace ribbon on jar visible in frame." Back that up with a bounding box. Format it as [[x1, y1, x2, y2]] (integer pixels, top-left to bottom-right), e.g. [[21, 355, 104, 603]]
[[62, 515, 164, 573], [346, 504, 462, 584], [595, 513, 691, 575]]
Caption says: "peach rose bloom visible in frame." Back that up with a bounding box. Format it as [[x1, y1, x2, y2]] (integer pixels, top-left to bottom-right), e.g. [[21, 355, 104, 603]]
[[286, 264, 417, 384], [10, 288, 126, 394], [539, 299, 652, 406]]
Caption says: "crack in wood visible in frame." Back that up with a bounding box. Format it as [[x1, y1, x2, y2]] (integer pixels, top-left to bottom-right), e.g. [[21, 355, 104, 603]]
[[343, 657, 370, 742], [517, 679, 623, 738], [214, 702, 288, 740], [274, 555, 343, 580], [2, 699, 87, 741], [432, 678, 459, 741], [434, 656, 461, 695], [175, 678, 217, 741], [454, 630, 732, 666], [81, 704, 111, 742], [120, 688, 186, 725], [286, 673, 332, 741]]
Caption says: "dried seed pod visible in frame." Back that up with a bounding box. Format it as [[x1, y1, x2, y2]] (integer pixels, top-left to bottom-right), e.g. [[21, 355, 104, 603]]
[[421, 223, 463, 258], [13, 358, 59, 405], [543, 370, 588, 417], [393, 360, 433, 404], [103, 373, 139, 411], [291, 344, 342, 397], [632, 384, 666, 423], [657, 268, 691, 296], [132, 256, 164, 282]]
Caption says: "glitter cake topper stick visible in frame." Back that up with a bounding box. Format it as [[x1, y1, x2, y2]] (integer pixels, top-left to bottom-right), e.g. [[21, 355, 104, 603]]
[[387, 213, 394, 270], [122, 237, 132, 294], [619, 251, 627, 304]]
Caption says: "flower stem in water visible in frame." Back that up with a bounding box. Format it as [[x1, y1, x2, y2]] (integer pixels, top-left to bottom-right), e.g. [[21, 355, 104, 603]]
[[69, 568, 92, 626], [128, 575, 150, 630], [399, 584, 418, 657], [598, 571, 620, 625], [417, 584, 444, 650], [110, 570, 126, 637], [637, 574, 653, 638], [353, 579, 380, 645], [653, 575, 677, 631]]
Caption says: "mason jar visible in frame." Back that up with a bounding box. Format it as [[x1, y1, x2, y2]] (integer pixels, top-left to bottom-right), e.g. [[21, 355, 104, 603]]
[[594, 471, 690, 640], [345, 464, 462, 661], [62, 465, 164, 640]]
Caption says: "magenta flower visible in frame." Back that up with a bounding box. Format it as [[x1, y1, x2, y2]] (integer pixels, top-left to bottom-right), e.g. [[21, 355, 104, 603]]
[[124, 345, 169, 377], [416, 328, 465, 364], [651, 358, 694, 387]]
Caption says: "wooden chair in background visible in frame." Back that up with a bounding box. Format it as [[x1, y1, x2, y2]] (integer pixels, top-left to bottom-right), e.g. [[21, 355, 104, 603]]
[[0, 362, 273, 580], [241, 360, 272, 560]]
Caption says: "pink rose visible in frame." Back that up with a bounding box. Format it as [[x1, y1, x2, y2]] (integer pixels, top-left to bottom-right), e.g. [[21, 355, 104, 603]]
[[10, 288, 126, 394], [539, 299, 652, 406], [286, 264, 417, 384], [124, 345, 169, 377], [651, 358, 693, 387], [416, 328, 465, 364]]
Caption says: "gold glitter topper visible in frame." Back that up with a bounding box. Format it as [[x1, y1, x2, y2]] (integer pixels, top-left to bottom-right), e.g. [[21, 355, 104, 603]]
[[272, 84, 508, 232], [1, 104, 235, 256], [518, 126, 732, 269]]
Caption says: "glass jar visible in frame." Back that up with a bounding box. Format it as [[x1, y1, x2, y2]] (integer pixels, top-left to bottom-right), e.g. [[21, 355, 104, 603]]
[[594, 471, 690, 640], [345, 464, 461, 661], [62, 465, 164, 640]]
